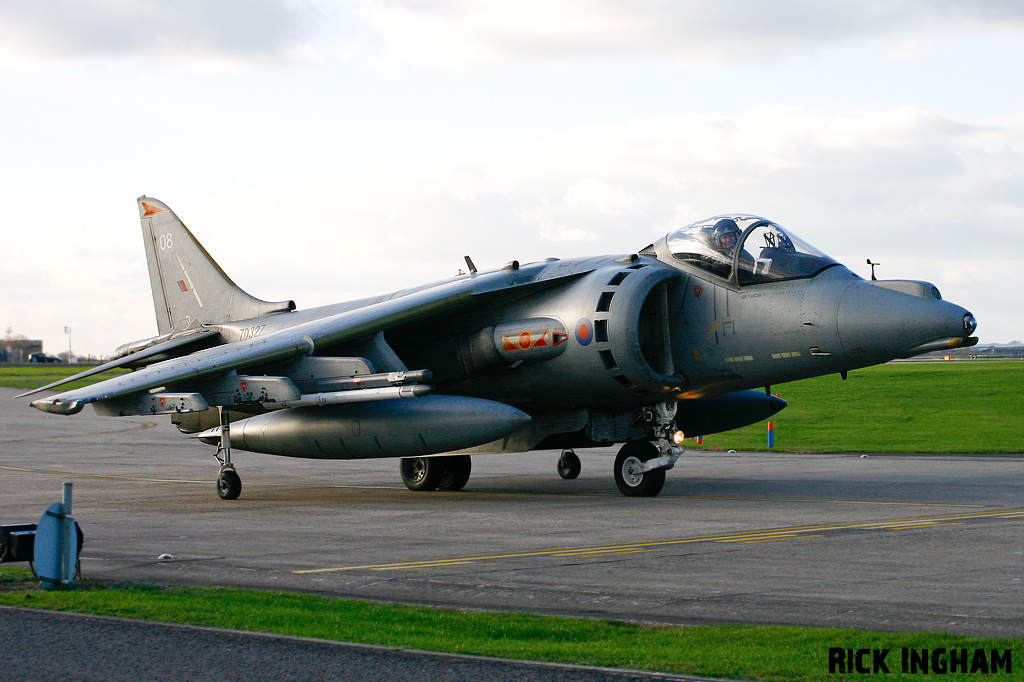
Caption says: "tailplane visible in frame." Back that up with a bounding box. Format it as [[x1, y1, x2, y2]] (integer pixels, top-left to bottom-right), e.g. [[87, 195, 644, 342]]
[[138, 197, 295, 334]]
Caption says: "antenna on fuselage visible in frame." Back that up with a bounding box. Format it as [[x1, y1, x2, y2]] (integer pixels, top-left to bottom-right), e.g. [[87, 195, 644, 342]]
[[464, 256, 478, 274], [866, 258, 880, 281]]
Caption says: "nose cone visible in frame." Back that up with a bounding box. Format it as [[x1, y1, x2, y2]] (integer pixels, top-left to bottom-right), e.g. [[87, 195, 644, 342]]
[[837, 281, 977, 361]]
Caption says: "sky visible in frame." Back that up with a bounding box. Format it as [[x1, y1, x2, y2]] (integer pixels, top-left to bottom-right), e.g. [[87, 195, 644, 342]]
[[2, 1, 1023, 358]]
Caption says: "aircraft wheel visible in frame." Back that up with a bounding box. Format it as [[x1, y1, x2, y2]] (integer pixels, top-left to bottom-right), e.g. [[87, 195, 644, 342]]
[[437, 455, 472, 491], [216, 469, 242, 500], [400, 457, 443, 491], [613, 441, 665, 497], [557, 449, 581, 480]]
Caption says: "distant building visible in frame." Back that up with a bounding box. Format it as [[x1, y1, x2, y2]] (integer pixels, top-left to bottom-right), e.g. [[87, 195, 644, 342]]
[[4, 338, 43, 363], [920, 342, 1024, 360]]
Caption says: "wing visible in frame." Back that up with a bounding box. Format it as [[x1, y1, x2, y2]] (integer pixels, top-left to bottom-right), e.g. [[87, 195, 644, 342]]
[[14, 328, 219, 400], [27, 260, 594, 416]]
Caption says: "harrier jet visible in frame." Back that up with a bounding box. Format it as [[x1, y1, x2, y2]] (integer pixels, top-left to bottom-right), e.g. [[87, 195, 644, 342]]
[[20, 199, 978, 499]]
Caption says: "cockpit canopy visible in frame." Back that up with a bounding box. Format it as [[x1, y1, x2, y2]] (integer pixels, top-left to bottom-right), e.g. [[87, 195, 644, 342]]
[[660, 215, 838, 284]]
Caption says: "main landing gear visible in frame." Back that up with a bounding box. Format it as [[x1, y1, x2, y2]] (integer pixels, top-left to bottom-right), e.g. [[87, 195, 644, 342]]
[[214, 406, 242, 500], [399, 455, 472, 491]]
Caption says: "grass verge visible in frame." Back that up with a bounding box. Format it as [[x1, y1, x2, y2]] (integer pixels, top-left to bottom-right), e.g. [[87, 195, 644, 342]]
[[0, 568, 1019, 681], [689, 361, 1023, 454], [0, 365, 128, 391]]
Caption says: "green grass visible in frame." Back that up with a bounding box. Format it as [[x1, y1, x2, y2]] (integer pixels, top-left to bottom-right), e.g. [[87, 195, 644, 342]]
[[0, 566, 34, 584], [690, 361, 1023, 454], [0, 365, 128, 391], [0, 569, 1018, 681]]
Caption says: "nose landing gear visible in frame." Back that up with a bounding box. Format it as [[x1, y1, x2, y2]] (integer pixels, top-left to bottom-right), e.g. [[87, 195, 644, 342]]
[[613, 401, 682, 497], [614, 441, 664, 496]]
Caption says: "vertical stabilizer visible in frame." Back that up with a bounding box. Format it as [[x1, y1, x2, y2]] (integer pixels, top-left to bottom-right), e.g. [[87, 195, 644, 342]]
[[138, 197, 295, 334]]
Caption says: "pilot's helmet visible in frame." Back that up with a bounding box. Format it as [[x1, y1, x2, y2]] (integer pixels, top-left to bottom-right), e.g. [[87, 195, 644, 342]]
[[709, 218, 741, 253]]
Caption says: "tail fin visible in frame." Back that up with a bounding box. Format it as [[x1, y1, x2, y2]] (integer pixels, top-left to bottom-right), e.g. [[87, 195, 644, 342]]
[[138, 196, 295, 334]]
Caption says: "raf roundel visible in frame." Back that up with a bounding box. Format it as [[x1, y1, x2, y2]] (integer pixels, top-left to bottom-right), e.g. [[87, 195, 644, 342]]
[[575, 318, 593, 346]]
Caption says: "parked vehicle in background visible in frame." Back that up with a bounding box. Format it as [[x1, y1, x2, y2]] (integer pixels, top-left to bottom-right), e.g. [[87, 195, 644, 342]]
[[27, 352, 61, 363]]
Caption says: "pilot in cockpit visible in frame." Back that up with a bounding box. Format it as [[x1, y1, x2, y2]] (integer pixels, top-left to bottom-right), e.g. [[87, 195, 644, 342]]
[[702, 218, 757, 278], [706, 218, 741, 258]]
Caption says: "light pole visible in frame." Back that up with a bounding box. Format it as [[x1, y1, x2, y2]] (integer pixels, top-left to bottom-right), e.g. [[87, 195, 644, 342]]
[[64, 326, 72, 363]]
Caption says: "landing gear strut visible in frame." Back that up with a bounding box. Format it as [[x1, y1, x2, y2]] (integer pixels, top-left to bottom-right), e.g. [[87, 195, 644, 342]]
[[613, 401, 682, 497], [214, 406, 241, 500]]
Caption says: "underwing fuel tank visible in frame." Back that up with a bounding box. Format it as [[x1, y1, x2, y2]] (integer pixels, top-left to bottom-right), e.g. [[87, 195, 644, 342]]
[[676, 390, 787, 437], [205, 395, 531, 459]]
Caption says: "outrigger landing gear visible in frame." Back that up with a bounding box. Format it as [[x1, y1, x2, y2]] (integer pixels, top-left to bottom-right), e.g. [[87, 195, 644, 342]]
[[613, 401, 683, 497], [214, 406, 241, 500]]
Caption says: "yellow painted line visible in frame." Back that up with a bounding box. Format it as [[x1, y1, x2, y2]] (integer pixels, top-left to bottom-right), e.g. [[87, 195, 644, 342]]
[[676, 495, 984, 508], [739, 534, 823, 544], [295, 549, 580, 573], [881, 522, 964, 531], [0, 464, 411, 490], [0, 464, 205, 484], [713, 530, 809, 542], [478, 490, 986, 507], [552, 546, 652, 557], [295, 507, 1024, 574], [374, 561, 478, 571], [552, 548, 651, 558], [716, 534, 804, 543]]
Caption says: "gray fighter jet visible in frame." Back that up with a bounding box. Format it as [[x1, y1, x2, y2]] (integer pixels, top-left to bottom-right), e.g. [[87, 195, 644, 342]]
[[19, 200, 978, 499]]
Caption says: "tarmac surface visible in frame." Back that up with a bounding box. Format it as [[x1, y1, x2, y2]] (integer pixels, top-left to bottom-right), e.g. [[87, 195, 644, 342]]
[[3, 387, 1023, 650], [0, 606, 700, 682]]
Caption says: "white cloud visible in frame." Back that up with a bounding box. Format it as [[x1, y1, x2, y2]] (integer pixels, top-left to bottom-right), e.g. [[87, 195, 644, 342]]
[[562, 177, 642, 215], [356, 0, 1024, 67], [0, 0, 319, 65], [6, 1, 1024, 68]]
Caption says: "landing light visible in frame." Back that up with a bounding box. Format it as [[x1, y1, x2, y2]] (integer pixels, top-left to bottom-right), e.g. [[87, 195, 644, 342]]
[[672, 431, 685, 445], [963, 313, 977, 335]]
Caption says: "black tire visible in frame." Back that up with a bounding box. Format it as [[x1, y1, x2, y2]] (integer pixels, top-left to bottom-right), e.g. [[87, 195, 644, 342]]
[[216, 469, 242, 500], [557, 450, 581, 480], [613, 441, 665, 497], [400, 457, 443, 491], [437, 455, 472, 491]]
